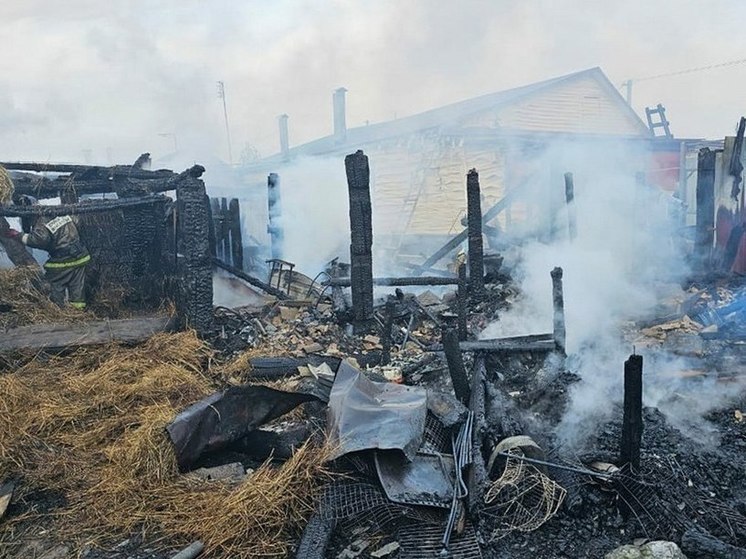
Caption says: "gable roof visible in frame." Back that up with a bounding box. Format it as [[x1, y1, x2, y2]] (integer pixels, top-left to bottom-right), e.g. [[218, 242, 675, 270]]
[[259, 67, 650, 164]]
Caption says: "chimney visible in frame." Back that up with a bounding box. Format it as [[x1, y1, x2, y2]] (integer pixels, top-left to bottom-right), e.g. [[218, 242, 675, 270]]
[[333, 87, 347, 143], [278, 114, 289, 160]]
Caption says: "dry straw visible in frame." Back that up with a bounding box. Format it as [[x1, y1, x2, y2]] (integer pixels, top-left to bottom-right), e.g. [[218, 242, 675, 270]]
[[0, 267, 84, 330], [0, 331, 333, 558], [0, 165, 14, 206]]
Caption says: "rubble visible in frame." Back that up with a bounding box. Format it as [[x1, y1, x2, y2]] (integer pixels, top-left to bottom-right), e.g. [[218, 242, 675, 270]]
[[1, 150, 745, 559]]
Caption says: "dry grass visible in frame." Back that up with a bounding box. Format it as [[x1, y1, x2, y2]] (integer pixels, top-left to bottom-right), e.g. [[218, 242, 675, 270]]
[[0, 166, 13, 206], [0, 267, 84, 330], [0, 331, 333, 557]]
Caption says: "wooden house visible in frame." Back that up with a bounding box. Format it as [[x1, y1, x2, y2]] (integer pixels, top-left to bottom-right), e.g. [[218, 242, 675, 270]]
[[243, 67, 684, 262]]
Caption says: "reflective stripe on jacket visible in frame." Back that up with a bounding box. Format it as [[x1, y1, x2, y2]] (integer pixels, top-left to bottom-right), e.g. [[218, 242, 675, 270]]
[[22, 215, 90, 268]]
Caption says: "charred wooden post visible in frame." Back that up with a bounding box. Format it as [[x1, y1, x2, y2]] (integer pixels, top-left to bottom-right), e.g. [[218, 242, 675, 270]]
[[443, 328, 470, 404], [220, 197, 230, 260], [551, 267, 566, 354], [207, 198, 216, 258], [346, 150, 374, 333], [619, 354, 643, 473], [467, 355, 488, 519], [175, 167, 213, 335], [457, 262, 468, 341], [228, 198, 243, 270], [267, 173, 283, 260], [381, 296, 395, 366], [210, 198, 222, 259], [695, 148, 716, 271], [466, 169, 484, 300], [564, 172, 577, 241]]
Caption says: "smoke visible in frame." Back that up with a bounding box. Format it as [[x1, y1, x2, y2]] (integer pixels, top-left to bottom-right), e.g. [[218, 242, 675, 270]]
[[3, 1, 746, 164], [261, 157, 349, 276], [476, 139, 744, 449]]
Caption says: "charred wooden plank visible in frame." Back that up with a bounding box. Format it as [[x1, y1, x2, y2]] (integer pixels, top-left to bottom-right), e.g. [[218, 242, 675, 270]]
[[0, 315, 175, 352]]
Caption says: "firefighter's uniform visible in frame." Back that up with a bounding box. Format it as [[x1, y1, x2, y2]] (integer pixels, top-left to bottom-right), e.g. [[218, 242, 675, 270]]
[[21, 215, 90, 309]]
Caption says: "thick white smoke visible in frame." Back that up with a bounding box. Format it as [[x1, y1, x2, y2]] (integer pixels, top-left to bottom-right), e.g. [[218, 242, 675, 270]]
[[476, 140, 744, 449]]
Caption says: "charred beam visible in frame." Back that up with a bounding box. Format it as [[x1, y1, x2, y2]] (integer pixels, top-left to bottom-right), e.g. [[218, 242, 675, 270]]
[[467, 355, 488, 518], [346, 150, 374, 333], [326, 276, 458, 287], [213, 258, 290, 300], [466, 169, 484, 299], [380, 297, 395, 366], [681, 528, 746, 559], [0, 195, 169, 217], [412, 174, 529, 275], [228, 198, 243, 270], [0, 161, 175, 179], [551, 267, 566, 354], [619, 354, 643, 473], [442, 328, 470, 404], [457, 262, 468, 341]]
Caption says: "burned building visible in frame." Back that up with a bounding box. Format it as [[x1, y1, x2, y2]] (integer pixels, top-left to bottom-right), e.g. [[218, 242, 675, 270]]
[[242, 67, 687, 266]]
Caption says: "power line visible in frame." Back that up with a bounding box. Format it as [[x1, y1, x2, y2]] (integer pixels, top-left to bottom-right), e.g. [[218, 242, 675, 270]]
[[629, 56, 746, 83], [620, 56, 746, 104]]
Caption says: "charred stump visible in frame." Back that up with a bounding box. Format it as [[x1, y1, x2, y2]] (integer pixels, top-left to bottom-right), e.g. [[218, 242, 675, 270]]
[[346, 150, 374, 333], [619, 354, 643, 473], [551, 267, 566, 354]]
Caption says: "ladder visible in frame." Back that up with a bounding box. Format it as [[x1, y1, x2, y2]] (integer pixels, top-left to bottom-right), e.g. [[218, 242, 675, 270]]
[[645, 104, 673, 138]]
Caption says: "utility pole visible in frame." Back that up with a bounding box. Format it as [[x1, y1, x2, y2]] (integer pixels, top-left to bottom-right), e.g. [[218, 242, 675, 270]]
[[622, 80, 633, 105], [217, 81, 233, 165]]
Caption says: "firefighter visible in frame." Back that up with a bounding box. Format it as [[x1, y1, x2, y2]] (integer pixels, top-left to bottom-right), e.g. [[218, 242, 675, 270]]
[[3, 196, 90, 309]]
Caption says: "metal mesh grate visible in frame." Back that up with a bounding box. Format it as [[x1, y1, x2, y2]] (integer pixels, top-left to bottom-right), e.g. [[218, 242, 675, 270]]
[[318, 479, 444, 533], [397, 522, 483, 559], [420, 412, 451, 455]]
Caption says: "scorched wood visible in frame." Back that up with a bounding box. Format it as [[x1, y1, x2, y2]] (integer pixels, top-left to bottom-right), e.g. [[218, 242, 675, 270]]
[[0, 315, 175, 352]]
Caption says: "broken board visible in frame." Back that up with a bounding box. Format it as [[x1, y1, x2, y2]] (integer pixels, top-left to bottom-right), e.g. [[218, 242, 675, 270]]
[[0, 315, 176, 352]]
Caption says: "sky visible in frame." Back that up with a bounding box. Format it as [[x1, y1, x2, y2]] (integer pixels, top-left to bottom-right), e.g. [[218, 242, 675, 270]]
[[1, 0, 746, 166]]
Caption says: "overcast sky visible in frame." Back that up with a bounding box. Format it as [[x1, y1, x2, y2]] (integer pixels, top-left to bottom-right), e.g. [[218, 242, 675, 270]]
[[1, 0, 745, 166]]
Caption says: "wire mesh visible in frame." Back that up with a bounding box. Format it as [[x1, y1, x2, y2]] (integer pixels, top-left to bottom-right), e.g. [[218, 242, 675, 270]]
[[419, 412, 452, 455], [482, 451, 567, 540], [397, 522, 483, 559]]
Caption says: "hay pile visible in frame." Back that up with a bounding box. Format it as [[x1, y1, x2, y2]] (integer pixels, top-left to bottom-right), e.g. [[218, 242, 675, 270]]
[[0, 331, 333, 557], [0, 166, 13, 206], [0, 267, 84, 330]]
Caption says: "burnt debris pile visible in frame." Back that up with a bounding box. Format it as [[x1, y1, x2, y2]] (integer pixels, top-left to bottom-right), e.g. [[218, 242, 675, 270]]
[[1, 148, 746, 559]]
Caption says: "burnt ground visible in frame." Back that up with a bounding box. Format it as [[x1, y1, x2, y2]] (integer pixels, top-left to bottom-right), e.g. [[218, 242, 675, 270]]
[[3, 280, 746, 559], [478, 349, 746, 559]]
